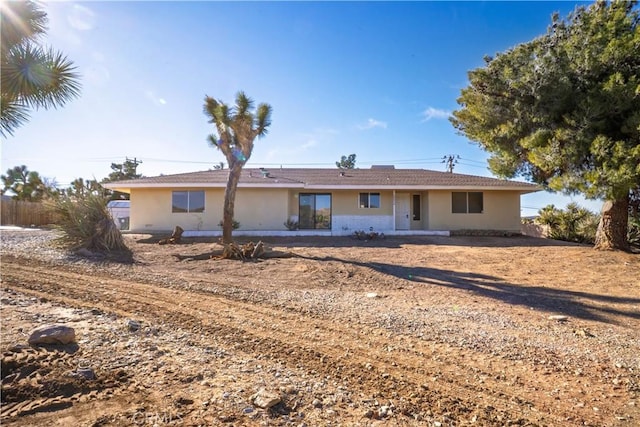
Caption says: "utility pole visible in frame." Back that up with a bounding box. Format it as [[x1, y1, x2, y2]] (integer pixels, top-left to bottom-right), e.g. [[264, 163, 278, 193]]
[[442, 155, 459, 173], [126, 157, 143, 175]]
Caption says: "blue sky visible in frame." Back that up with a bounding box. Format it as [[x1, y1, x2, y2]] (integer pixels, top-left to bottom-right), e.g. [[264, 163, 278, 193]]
[[1, 0, 601, 215]]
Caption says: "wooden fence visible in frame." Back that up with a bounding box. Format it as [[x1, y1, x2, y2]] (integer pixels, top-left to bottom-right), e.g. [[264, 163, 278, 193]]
[[0, 199, 58, 227]]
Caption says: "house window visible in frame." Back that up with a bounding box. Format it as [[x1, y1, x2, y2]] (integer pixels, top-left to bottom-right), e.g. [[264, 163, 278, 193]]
[[359, 192, 380, 208], [452, 192, 483, 214], [172, 191, 205, 213], [412, 194, 421, 220]]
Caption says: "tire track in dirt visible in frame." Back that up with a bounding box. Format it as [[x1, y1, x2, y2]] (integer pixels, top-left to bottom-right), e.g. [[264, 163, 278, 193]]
[[1, 344, 131, 419], [0, 257, 618, 425]]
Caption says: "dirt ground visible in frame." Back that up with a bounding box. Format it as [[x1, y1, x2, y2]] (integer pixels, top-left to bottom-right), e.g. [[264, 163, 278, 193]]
[[1, 230, 639, 426]]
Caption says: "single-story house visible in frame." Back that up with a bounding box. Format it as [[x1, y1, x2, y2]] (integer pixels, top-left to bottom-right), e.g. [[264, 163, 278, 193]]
[[102, 166, 540, 236]]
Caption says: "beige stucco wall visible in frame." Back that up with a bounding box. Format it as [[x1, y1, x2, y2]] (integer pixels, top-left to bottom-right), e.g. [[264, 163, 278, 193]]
[[129, 187, 523, 233], [427, 190, 522, 231], [129, 188, 288, 232], [234, 188, 289, 230]]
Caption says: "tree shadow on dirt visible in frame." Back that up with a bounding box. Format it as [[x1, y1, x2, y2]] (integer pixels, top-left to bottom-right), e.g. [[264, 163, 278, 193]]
[[132, 234, 406, 248], [129, 234, 585, 249], [260, 234, 583, 249], [303, 256, 640, 324], [63, 249, 135, 265]]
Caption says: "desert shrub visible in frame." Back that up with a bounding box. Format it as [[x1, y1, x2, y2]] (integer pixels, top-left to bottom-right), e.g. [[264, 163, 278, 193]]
[[48, 193, 128, 252], [536, 203, 599, 244], [353, 230, 385, 240], [284, 218, 299, 230]]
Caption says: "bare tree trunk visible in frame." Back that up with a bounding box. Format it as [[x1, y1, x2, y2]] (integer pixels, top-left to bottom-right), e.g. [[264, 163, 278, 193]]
[[594, 197, 630, 251], [222, 163, 242, 244]]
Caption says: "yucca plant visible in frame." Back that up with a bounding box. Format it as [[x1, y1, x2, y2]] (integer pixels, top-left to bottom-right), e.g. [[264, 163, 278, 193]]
[[536, 203, 600, 244], [48, 193, 128, 252], [628, 215, 640, 248]]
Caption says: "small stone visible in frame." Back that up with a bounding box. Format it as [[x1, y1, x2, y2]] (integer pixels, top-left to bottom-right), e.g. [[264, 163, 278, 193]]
[[242, 407, 254, 414], [28, 324, 76, 345], [548, 315, 568, 322], [366, 292, 379, 298], [312, 399, 322, 408], [127, 319, 141, 332], [379, 405, 391, 418], [251, 388, 281, 409], [574, 328, 595, 338], [74, 367, 96, 380], [176, 396, 194, 405]]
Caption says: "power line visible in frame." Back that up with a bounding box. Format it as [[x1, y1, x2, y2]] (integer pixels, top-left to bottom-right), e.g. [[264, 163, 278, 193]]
[[459, 157, 487, 165], [457, 162, 488, 169]]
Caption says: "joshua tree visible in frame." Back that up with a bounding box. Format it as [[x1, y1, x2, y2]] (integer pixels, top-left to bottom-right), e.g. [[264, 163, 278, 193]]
[[1, 1, 81, 137], [203, 91, 272, 243]]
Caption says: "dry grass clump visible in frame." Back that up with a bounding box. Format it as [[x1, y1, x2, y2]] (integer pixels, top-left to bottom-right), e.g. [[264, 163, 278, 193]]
[[48, 194, 128, 253]]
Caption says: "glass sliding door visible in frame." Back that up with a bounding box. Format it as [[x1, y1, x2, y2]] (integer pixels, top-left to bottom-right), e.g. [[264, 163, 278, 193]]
[[299, 194, 316, 229], [299, 193, 331, 229]]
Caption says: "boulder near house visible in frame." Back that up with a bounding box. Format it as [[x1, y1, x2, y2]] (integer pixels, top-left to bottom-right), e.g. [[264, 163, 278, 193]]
[[103, 167, 540, 237]]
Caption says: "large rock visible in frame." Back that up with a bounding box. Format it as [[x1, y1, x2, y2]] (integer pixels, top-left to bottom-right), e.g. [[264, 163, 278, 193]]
[[28, 324, 76, 345], [251, 388, 281, 409]]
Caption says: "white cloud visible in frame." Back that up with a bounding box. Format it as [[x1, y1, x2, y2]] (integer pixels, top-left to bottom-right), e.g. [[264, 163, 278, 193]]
[[67, 4, 95, 31], [145, 90, 168, 106], [422, 107, 451, 121], [297, 128, 338, 151], [357, 118, 387, 130], [301, 139, 317, 149]]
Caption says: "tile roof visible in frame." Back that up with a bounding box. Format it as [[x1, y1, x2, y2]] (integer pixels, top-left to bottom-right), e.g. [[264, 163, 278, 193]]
[[103, 168, 540, 192]]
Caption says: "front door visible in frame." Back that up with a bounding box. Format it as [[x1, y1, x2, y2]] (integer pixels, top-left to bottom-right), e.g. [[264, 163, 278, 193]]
[[395, 193, 410, 230]]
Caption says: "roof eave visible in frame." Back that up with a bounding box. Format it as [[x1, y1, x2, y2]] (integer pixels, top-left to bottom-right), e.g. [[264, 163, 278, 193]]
[[103, 182, 540, 192]]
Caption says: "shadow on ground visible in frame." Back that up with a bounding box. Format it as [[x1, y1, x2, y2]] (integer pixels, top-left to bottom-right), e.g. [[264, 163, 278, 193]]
[[303, 255, 640, 325], [130, 234, 583, 249]]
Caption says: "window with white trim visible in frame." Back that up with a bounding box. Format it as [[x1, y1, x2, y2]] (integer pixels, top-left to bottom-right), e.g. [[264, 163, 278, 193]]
[[172, 191, 205, 213], [359, 192, 380, 208], [452, 192, 483, 214]]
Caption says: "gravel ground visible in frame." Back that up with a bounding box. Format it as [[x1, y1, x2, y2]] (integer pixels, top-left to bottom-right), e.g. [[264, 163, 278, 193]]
[[1, 228, 639, 426]]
